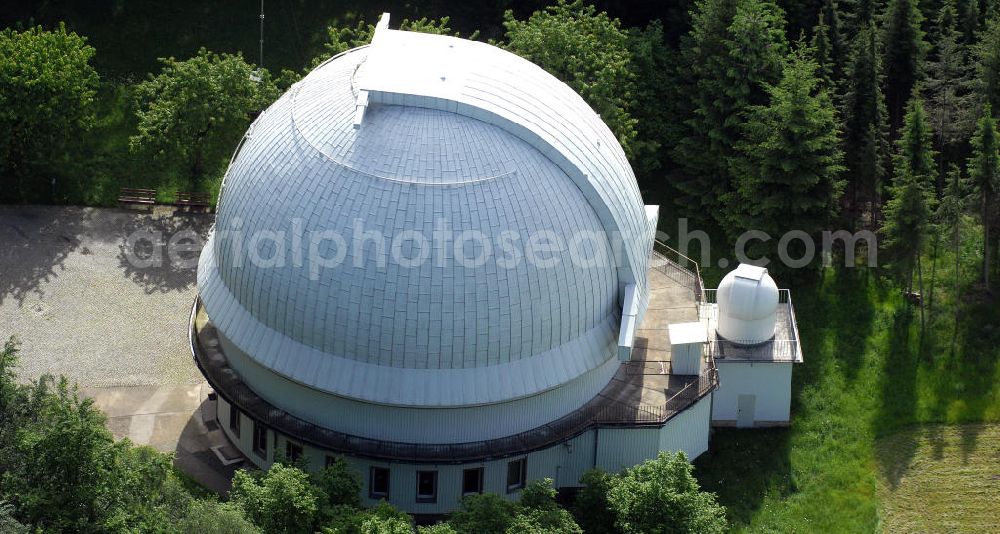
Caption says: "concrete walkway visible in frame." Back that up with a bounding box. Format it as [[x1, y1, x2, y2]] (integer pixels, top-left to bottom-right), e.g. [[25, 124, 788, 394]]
[[82, 383, 243, 494]]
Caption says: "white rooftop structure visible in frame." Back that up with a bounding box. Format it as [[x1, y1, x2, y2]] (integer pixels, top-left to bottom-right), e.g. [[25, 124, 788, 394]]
[[197, 14, 657, 443], [189, 15, 803, 514], [715, 264, 779, 344]]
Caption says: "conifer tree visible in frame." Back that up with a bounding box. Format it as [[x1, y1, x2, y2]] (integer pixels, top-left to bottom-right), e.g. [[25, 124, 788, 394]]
[[842, 0, 880, 35], [671, 0, 787, 231], [881, 164, 934, 325], [843, 22, 890, 225], [882, 0, 928, 136], [885, 96, 936, 328], [926, 0, 975, 193], [967, 104, 1000, 288], [812, 0, 848, 94], [627, 21, 674, 181], [935, 164, 970, 346], [820, 0, 850, 80], [897, 95, 938, 182], [736, 45, 845, 269], [974, 15, 1000, 112], [813, 12, 836, 88], [962, 0, 981, 43]]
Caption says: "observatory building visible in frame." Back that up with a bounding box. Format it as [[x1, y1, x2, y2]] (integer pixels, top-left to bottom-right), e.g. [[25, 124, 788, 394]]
[[189, 15, 802, 513]]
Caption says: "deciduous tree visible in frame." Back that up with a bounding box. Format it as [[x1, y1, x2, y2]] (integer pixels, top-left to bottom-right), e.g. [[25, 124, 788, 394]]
[[606, 452, 727, 534], [230, 463, 324, 534], [0, 24, 98, 203], [503, 0, 638, 158], [130, 48, 279, 191]]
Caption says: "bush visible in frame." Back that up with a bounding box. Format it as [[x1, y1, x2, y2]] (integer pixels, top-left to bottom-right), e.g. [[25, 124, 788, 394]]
[[177, 500, 262, 534], [607, 452, 727, 534], [571, 469, 616, 534], [447, 493, 518, 534], [230, 464, 324, 534]]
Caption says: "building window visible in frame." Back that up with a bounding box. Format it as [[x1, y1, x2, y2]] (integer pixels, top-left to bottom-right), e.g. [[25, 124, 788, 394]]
[[325, 455, 341, 468], [506, 458, 527, 492], [416, 470, 438, 503], [229, 406, 241, 438], [370, 467, 390, 499], [462, 467, 484, 496], [285, 440, 303, 462], [252, 422, 267, 458]]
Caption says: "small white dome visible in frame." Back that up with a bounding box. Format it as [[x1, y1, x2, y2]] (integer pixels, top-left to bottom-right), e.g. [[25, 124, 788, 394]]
[[716, 264, 778, 344]]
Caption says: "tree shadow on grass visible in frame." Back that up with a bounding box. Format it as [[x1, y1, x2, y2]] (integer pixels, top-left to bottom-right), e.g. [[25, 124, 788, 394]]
[[117, 210, 212, 294], [0, 205, 93, 307], [827, 267, 880, 381], [873, 308, 920, 489], [693, 428, 793, 527], [873, 286, 1000, 488], [929, 294, 1000, 462]]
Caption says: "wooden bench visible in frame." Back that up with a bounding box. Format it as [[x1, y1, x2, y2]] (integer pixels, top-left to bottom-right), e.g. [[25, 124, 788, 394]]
[[175, 191, 213, 212], [118, 187, 156, 208]]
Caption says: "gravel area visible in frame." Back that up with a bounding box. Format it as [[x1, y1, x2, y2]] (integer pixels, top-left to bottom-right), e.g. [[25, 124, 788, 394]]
[[0, 205, 212, 387]]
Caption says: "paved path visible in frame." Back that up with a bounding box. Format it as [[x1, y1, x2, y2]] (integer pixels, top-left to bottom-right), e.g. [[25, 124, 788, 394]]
[[82, 384, 242, 494], [0, 205, 242, 493], [0, 205, 208, 386]]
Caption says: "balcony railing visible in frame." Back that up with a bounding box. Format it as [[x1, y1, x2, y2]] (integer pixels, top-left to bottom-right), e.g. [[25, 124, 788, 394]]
[[651, 240, 704, 302], [699, 289, 803, 363]]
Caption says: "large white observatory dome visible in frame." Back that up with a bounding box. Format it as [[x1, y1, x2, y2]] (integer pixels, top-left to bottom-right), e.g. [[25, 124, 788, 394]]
[[715, 264, 779, 344], [196, 21, 655, 442]]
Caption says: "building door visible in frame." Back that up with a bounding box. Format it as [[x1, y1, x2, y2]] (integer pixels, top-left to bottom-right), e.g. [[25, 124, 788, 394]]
[[736, 394, 756, 428]]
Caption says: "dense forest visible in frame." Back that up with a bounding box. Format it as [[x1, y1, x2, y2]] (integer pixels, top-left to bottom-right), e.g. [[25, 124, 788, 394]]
[[3, 0, 1000, 284], [2, 0, 1000, 532]]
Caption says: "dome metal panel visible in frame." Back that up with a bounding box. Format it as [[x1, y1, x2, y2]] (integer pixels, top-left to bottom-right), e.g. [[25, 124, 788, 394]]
[[199, 30, 653, 408]]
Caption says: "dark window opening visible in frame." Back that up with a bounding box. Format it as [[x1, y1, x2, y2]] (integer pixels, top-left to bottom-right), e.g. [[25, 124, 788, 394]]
[[285, 440, 303, 462], [416, 470, 437, 503], [229, 406, 241, 438], [506, 458, 527, 492], [370, 467, 390, 499], [252, 422, 267, 458], [325, 455, 340, 468], [462, 467, 484, 496]]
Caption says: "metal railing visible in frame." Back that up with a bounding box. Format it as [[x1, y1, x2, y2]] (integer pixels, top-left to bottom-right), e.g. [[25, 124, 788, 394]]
[[651, 240, 704, 302], [699, 289, 803, 362]]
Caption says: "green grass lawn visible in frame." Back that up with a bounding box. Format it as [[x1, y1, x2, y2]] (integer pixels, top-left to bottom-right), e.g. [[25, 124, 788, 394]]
[[692, 224, 1000, 532], [875, 423, 1000, 533]]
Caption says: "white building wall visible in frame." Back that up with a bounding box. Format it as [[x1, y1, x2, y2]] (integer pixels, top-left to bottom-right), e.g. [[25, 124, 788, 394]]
[[711, 361, 793, 425], [217, 395, 712, 514], [659, 393, 711, 458], [595, 428, 659, 473]]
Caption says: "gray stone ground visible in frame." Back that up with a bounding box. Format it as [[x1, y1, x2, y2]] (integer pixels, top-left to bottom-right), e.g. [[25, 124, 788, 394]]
[[0, 205, 240, 493], [0, 204, 208, 386]]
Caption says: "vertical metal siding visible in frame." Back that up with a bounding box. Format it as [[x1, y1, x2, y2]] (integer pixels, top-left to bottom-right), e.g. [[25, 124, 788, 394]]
[[711, 361, 792, 423]]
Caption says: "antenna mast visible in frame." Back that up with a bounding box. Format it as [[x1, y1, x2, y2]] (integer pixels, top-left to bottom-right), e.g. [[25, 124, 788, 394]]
[[259, 0, 265, 68]]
